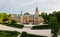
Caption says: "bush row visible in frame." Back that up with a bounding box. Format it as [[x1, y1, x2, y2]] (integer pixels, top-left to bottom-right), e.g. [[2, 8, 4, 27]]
[[20, 31, 47, 37], [0, 30, 20, 37], [2, 23, 24, 28], [31, 25, 51, 30]]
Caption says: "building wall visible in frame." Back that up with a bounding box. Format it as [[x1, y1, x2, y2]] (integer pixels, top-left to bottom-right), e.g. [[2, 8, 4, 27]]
[[20, 15, 23, 23], [29, 17, 34, 24], [34, 7, 40, 24], [9, 7, 44, 25], [23, 14, 29, 24]]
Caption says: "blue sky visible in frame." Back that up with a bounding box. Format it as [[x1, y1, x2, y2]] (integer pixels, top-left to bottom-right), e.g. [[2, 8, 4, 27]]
[[0, 0, 60, 14]]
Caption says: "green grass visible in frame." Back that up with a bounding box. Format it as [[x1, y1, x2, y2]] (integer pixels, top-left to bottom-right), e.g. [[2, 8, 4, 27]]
[[20, 31, 47, 37], [2, 23, 24, 29], [27, 34, 47, 37], [0, 30, 20, 37]]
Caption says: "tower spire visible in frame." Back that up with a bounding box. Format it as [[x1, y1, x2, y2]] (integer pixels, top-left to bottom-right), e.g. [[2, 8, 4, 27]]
[[36, 7, 38, 12], [35, 7, 39, 16], [21, 10, 22, 15]]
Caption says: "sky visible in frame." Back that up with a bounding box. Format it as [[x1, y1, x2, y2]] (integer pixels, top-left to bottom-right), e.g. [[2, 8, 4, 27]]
[[0, 0, 60, 14]]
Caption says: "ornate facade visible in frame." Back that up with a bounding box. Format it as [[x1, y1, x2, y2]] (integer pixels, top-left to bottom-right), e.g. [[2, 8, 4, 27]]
[[9, 7, 44, 25]]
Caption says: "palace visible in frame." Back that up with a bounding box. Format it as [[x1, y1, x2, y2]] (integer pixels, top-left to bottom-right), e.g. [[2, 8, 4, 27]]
[[9, 7, 44, 25]]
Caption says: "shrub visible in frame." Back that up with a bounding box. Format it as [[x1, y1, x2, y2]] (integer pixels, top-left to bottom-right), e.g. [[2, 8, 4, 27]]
[[11, 20, 17, 24], [0, 30, 20, 37], [20, 31, 27, 37], [20, 31, 47, 37], [31, 25, 51, 30]]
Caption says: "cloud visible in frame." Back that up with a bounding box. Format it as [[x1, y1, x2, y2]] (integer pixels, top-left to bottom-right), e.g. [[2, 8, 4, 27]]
[[0, 0, 60, 14], [20, 0, 36, 7], [20, 0, 46, 7]]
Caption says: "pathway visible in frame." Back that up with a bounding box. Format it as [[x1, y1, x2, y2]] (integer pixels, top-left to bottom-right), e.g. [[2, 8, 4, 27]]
[[0, 24, 51, 37]]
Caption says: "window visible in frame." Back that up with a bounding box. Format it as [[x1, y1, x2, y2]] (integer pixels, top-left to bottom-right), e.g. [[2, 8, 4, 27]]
[[35, 21, 38, 22]]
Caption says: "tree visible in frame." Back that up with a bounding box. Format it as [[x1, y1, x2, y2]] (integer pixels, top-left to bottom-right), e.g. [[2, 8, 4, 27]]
[[48, 16, 59, 37], [11, 20, 17, 24], [24, 12, 30, 15], [56, 11, 60, 23], [51, 11, 60, 23], [8, 19, 12, 24], [41, 12, 48, 24], [0, 13, 8, 23], [8, 19, 17, 24]]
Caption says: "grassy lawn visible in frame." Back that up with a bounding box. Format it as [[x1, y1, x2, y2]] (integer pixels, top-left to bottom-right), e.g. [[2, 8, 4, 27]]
[[2, 23, 24, 28], [27, 34, 47, 37], [31, 25, 51, 30], [20, 32, 47, 37], [0, 30, 20, 37]]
